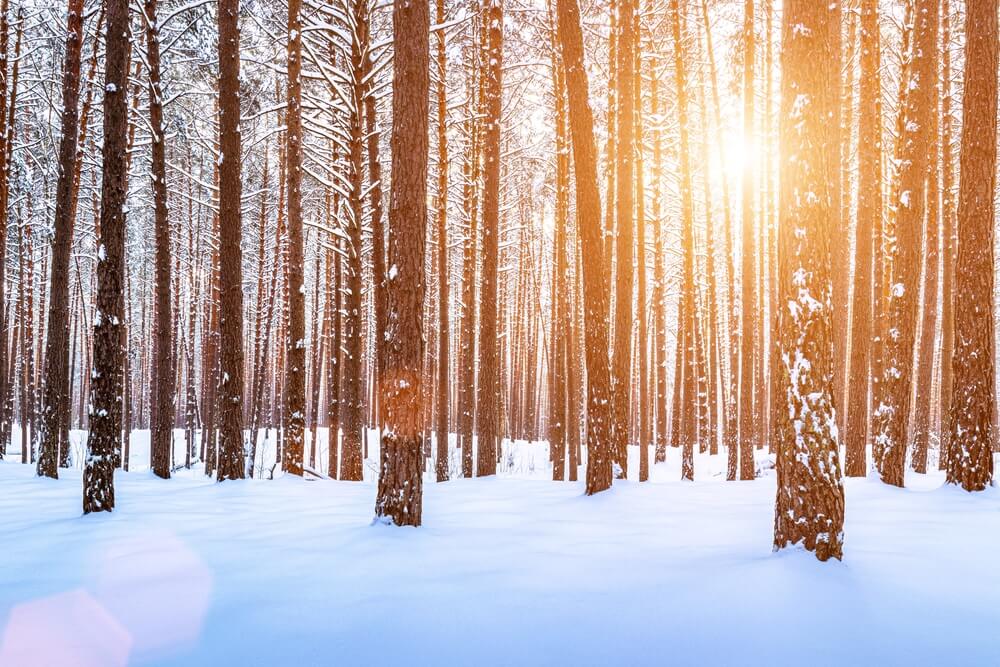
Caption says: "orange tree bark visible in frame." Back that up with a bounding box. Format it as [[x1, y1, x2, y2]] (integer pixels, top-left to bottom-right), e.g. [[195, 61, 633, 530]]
[[738, 0, 756, 480], [946, 0, 998, 492], [773, 0, 845, 562], [872, 0, 937, 487], [844, 0, 880, 477], [374, 0, 430, 526], [670, 0, 696, 481], [554, 0, 613, 495], [938, 0, 955, 471], [610, 0, 635, 479], [475, 0, 503, 477]]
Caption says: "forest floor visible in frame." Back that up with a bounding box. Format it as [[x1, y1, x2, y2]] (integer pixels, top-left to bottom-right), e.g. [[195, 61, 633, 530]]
[[1, 431, 999, 666]]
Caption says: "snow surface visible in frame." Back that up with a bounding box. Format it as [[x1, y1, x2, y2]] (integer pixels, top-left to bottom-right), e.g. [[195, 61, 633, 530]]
[[1, 432, 999, 666]]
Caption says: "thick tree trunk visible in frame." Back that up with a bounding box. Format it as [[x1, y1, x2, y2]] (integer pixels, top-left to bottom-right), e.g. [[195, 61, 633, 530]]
[[83, 0, 129, 513], [146, 0, 175, 480], [215, 0, 246, 482], [610, 0, 636, 480], [946, 0, 998, 492], [476, 0, 503, 477], [554, 0, 613, 495], [283, 0, 305, 476], [872, 0, 938, 488], [375, 0, 430, 526], [340, 0, 369, 482], [773, 0, 845, 562], [670, 0, 696, 482]]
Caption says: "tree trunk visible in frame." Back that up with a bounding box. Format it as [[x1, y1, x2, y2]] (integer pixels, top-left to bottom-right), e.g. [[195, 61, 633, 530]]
[[476, 0, 503, 477], [670, 0, 696, 481], [435, 0, 450, 483], [844, 0, 880, 478], [611, 0, 636, 480], [375, 0, 430, 526], [872, 0, 937, 488], [554, 0, 613, 495], [938, 0, 955, 471], [773, 0, 845, 562], [215, 0, 246, 482], [36, 0, 85, 480], [283, 0, 305, 476], [146, 0, 175, 480], [738, 0, 756, 481], [83, 0, 129, 513], [946, 0, 998, 492]]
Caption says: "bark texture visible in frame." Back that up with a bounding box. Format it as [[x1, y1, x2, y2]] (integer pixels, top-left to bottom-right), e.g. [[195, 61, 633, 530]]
[[773, 0, 845, 562]]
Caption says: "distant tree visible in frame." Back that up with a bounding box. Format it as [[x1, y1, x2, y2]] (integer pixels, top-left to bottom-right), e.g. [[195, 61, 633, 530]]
[[946, 0, 997, 493], [773, 0, 845, 562], [83, 0, 130, 512], [374, 0, 430, 526]]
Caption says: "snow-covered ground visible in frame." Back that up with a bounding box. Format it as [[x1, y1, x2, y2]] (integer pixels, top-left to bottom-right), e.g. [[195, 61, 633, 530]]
[[1, 431, 998, 666]]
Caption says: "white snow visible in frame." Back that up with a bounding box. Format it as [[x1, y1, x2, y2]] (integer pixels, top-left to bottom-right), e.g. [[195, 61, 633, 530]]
[[0, 433, 998, 666]]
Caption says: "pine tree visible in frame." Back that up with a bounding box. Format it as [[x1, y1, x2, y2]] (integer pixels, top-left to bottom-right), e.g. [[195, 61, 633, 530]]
[[146, 0, 175, 480], [476, 0, 503, 477], [434, 0, 450, 483], [872, 0, 938, 487], [283, 0, 305, 476], [83, 0, 130, 512], [374, 0, 430, 526], [670, 0, 696, 481], [946, 0, 998, 493], [773, 0, 845, 562], [611, 0, 636, 480], [844, 0, 880, 478], [341, 0, 369, 482], [215, 0, 246, 482], [554, 0, 613, 495], [36, 0, 85, 480], [738, 0, 757, 480]]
